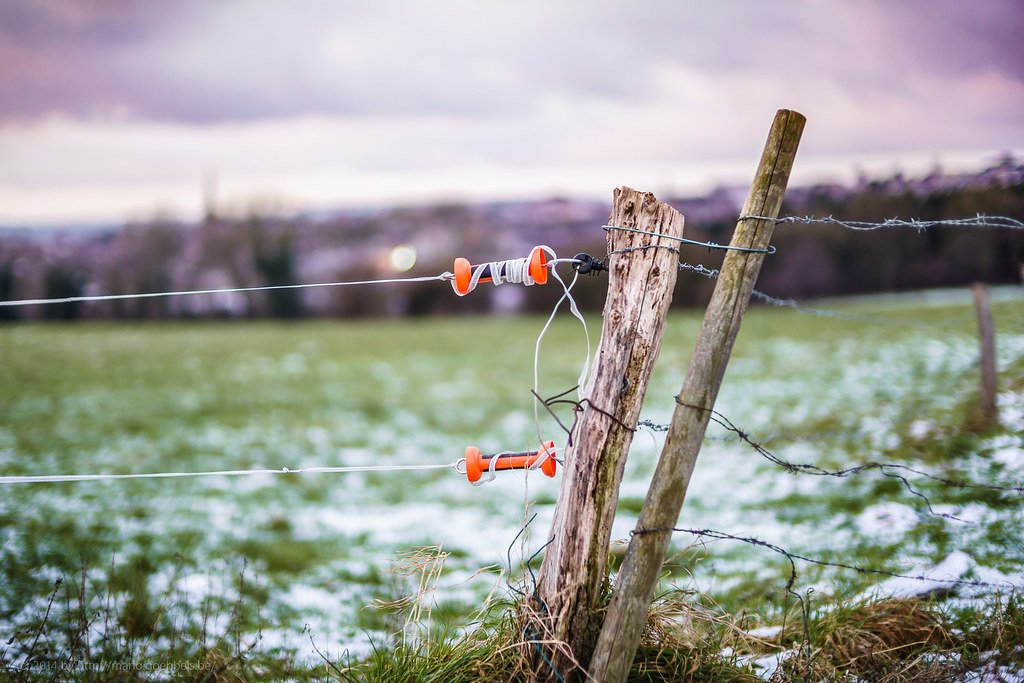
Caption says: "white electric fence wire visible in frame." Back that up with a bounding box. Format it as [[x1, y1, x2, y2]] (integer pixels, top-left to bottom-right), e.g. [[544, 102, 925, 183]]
[[0, 274, 454, 308], [471, 449, 507, 488], [2, 249, 588, 487], [466, 245, 590, 524], [0, 253, 587, 307], [467, 248, 590, 486], [512, 250, 590, 577], [0, 462, 458, 485], [530, 248, 590, 473], [449, 251, 579, 297]]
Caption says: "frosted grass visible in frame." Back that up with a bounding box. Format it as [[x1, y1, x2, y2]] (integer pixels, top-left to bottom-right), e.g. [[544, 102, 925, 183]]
[[0, 291, 1021, 659]]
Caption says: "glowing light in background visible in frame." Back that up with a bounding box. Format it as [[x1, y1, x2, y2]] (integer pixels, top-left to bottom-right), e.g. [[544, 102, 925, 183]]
[[388, 244, 417, 272]]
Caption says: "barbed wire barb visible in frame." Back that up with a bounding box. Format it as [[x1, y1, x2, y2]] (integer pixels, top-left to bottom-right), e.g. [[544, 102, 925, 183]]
[[675, 259, 994, 327]]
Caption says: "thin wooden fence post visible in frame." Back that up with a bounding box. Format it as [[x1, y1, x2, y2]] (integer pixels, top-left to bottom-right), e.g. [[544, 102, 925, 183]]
[[972, 282, 998, 427], [590, 109, 806, 682], [531, 188, 685, 681]]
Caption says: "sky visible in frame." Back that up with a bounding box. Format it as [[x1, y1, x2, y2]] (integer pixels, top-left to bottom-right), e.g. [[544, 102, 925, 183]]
[[0, 0, 1022, 227]]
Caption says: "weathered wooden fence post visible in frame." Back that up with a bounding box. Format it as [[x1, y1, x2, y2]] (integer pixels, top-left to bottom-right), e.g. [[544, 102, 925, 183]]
[[971, 282, 998, 427], [590, 109, 805, 682], [532, 188, 685, 681]]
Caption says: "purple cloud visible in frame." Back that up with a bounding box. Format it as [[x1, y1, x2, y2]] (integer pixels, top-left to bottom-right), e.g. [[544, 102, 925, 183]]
[[1, 0, 1021, 126]]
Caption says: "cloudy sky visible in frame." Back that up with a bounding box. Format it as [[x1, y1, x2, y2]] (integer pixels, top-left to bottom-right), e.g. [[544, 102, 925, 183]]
[[0, 0, 1022, 226]]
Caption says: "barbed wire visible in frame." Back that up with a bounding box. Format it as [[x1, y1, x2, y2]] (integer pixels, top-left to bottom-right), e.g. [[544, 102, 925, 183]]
[[623, 523, 1019, 654], [533, 386, 643, 458], [741, 214, 1024, 232], [609, 251, 897, 325], [635, 419, 669, 433], [604, 224, 776, 253], [611, 212, 1023, 326], [682, 399, 1023, 493], [677, 261, 946, 326], [610, 243, 680, 259], [535, 387, 1023, 528], [563, 215, 1024, 653], [631, 526, 1017, 592], [634, 400, 1024, 524], [543, 386, 1024, 510], [618, 415, 1023, 625]]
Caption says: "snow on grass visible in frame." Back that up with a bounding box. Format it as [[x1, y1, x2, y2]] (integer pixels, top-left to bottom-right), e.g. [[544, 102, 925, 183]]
[[855, 502, 921, 536], [967, 660, 1024, 682], [865, 551, 974, 599], [0, 292, 1021, 666]]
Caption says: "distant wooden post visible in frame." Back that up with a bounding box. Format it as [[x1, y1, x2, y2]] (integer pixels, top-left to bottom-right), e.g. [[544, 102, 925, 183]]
[[532, 188, 684, 681], [590, 109, 806, 682], [972, 282, 998, 427]]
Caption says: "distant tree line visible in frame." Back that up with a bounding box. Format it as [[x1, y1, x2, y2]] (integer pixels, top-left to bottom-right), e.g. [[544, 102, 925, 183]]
[[1, 160, 1021, 321]]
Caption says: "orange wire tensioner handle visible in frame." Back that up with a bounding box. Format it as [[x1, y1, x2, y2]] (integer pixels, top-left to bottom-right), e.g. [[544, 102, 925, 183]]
[[464, 441, 557, 483], [452, 246, 549, 296]]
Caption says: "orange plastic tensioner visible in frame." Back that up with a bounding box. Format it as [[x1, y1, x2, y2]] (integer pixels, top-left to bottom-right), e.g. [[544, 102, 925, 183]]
[[464, 441, 557, 483], [453, 246, 549, 296]]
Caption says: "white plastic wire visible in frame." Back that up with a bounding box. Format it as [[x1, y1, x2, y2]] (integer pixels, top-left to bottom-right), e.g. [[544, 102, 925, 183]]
[[1, 247, 591, 488], [461, 246, 590, 485], [470, 450, 506, 487], [0, 274, 453, 308], [451, 252, 542, 296], [0, 462, 458, 485], [529, 248, 590, 474]]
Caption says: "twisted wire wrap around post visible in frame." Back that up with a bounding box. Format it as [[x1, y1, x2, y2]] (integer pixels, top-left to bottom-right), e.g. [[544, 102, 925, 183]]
[[602, 225, 777, 254]]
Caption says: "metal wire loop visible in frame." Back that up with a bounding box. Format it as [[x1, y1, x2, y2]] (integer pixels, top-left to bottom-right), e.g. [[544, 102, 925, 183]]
[[602, 225, 777, 254]]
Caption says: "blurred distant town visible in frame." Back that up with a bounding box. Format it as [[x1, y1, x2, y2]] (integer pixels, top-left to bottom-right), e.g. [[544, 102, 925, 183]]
[[1, 156, 1022, 320]]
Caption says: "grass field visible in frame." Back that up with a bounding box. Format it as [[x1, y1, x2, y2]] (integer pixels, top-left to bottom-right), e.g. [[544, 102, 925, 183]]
[[1, 288, 1022, 680]]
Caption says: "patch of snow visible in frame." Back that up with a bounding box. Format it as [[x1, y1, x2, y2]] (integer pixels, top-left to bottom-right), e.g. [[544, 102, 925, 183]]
[[931, 504, 989, 524], [996, 391, 1024, 429], [745, 625, 782, 640], [966, 660, 1024, 682], [909, 419, 932, 440], [963, 565, 1024, 597], [866, 551, 973, 599], [856, 503, 920, 535], [991, 445, 1023, 469], [499, 412, 530, 437], [281, 584, 338, 612], [259, 624, 378, 661], [177, 573, 215, 602], [740, 648, 796, 680], [280, 353, 307, 374]]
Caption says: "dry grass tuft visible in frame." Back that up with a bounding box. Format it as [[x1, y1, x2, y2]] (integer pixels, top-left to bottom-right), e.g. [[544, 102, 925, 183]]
[[773, 597, 963, 682], [626, 591, 766, 682], [820, 598, 952, 672]]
